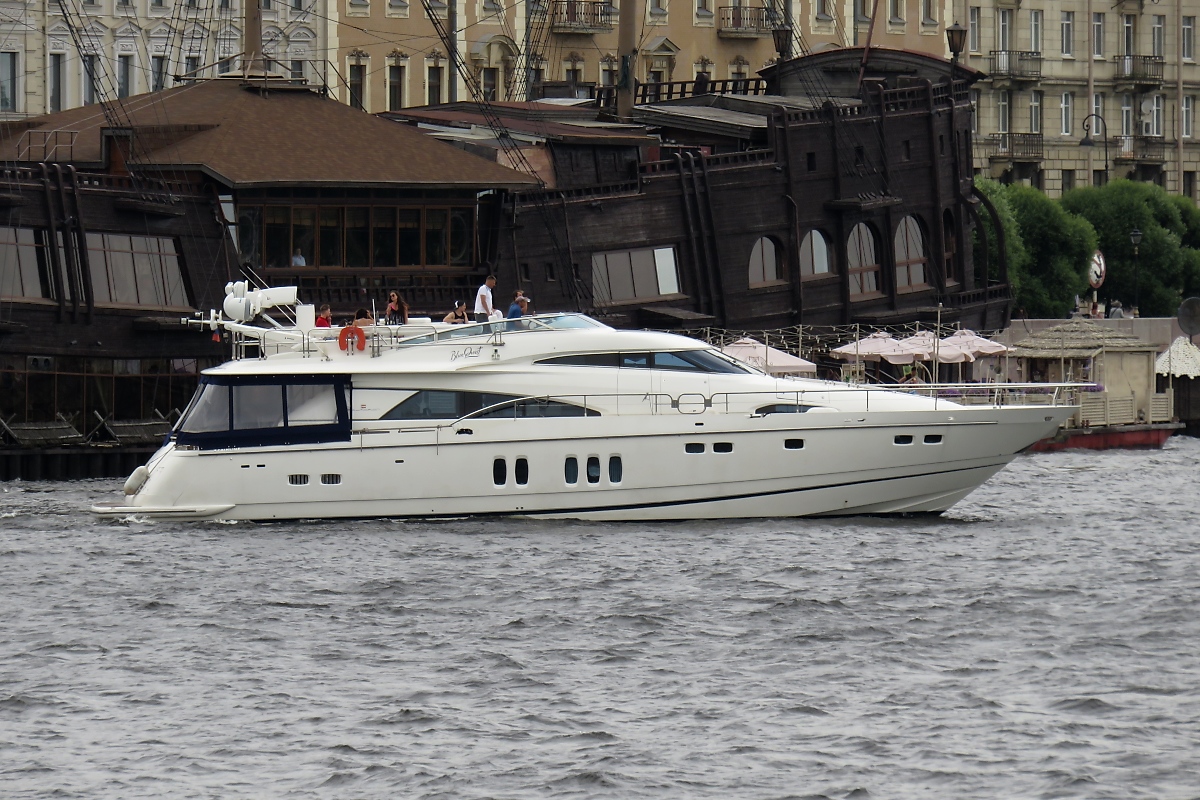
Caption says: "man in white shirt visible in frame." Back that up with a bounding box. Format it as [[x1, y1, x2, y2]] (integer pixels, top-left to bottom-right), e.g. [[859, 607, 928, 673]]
[[474, 275, 497, 323]]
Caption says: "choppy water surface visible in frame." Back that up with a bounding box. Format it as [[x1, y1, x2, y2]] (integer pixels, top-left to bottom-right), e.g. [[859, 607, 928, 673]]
[[2, 438, 1199, 799]]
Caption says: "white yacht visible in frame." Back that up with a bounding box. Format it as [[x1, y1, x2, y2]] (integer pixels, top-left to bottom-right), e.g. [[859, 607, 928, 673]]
[[93, 283, 1076, 522]]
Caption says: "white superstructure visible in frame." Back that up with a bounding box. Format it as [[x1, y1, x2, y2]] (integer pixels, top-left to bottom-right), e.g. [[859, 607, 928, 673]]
[[93, 284, 1076, 522]]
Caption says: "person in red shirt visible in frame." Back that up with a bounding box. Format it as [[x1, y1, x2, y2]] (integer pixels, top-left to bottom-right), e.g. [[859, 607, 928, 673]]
[[315, 304, 333, 327]]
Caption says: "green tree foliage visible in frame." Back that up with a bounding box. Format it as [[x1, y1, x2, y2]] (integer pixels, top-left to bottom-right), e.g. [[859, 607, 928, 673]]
[[1002, 183, 1096, 318], [1060, 180, 1189, 316]]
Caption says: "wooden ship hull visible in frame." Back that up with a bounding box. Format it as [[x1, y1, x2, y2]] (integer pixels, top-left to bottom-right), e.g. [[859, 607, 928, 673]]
[[483, 49, 1013, 333]]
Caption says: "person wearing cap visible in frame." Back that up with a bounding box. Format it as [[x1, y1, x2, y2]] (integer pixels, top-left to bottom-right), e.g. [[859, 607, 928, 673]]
[[507, 290, 530, 319], [443, 300, 469, 324]]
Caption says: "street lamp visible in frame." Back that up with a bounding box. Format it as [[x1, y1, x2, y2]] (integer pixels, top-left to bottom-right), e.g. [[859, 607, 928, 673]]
[[772, 23, 793, 61], [1080, 113, 1110, 185], [946, 23, 967, 69], [1130, 227, 1142, 314]]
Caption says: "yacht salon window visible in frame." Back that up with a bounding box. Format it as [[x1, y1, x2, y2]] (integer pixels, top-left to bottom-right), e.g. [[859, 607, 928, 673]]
[[175, 378, 350, 449], [537, 350, 751, 373], [381, 390, 598, 420]]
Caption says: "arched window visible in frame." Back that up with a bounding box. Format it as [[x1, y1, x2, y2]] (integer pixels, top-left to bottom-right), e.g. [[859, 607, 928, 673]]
[[847, 222, 881, 296], [748, 236, 781, 286], [943, 210, 959, 285], [799, 230, 831, 278], [894, 216, 928, 290]]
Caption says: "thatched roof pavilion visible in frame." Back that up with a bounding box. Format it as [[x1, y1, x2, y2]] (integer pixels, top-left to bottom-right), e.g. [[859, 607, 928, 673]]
[[1008, 319, 1157, 360]]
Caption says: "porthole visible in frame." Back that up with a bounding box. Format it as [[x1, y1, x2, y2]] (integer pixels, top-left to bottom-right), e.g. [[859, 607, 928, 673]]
[[515, 457, 529, 485], [564, 456, 578, 485], [685, 443, 705, 454], [493, 458, 507, 486], [320, 473, 341, 485], [924, 434, 943, 444], [894, 435, 914, 445], [608, 456, 622, 483], [586, 456, 600, 484], [713, 442, 733, 453], [784, 439, 805, 450], [288, 474, 309, 486]]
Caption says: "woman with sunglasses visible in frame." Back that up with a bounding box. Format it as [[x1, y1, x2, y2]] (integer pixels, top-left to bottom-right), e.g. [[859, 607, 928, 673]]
[[384, 291, 409, 325]]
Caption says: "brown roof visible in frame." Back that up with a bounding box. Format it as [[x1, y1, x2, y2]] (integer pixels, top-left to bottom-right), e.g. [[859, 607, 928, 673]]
[[0, 78, 538, 189]]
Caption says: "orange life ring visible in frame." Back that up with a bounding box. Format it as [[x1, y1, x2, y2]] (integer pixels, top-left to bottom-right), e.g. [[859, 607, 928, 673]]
[[338, 325, 367, 351]]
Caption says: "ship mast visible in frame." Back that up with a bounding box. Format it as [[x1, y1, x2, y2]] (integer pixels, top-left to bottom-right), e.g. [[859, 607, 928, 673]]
[[616, 0, 638, 120]]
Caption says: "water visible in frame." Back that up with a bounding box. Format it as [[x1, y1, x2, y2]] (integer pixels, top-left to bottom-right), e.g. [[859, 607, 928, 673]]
[[2, 438, 1199, 799]]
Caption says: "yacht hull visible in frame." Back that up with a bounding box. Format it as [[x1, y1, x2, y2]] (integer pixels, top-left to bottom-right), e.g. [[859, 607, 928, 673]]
[[92, 405, 1070, 522]]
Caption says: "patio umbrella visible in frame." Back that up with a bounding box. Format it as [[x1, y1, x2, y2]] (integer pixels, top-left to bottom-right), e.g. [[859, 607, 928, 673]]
[[896, 330, 976, 363], [941, 329, 1008, 357], [831, 331, 927, 364], [721, 338, 816, 375]]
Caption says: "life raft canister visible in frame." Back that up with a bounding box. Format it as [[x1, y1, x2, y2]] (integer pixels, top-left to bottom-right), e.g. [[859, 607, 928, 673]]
[[338, 325, 367, 351]]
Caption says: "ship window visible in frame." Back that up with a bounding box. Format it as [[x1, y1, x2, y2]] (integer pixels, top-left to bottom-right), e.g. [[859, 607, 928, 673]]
[[894, 434, 914, 444], [537, 353, 622, 368], [286, 384, 339, 425], [847, 222, 882, 296], [383, 390, 597, 419], [784, 438, 805, 449], [515, 457, 529, 485], [748, 236, 782, 286], [608, 455, 622, 483], [713, 442, 733, 453], [233, 384, 285, 429], [565, 456, 579, 484], [586, 456, 600, 484], [894, 215, 928, 291], [493, 457, 507, 486], [178, 383, 231, 433], [685, 443, 705, 453], [591, 245, 680, 305], [755, 404, 817, 415], [84, 232, 189, 309], [0, 227, 56, 300], [924, 434, 943, 444], [174, 376, 351, 449], [800, 230, 832, 278]]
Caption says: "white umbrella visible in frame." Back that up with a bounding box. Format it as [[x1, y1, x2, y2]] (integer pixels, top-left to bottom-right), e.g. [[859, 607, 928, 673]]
[[897, 330, 976, 363], [722, 338, 816, 375], [831, 331, 927, 365], [941, 329, 1008, 357]]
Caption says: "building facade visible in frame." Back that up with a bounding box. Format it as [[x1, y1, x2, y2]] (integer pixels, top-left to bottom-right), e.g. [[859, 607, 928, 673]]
[[0, 0, 334, 119], [959, 0, 1200, 198], [332, 0, 958, 112]]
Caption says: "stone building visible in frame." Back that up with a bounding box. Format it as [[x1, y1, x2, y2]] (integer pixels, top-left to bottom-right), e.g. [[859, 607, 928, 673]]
[[331, 0, 956, 112], [957, 0, 1200, 198], [0, 0, 333, 119]]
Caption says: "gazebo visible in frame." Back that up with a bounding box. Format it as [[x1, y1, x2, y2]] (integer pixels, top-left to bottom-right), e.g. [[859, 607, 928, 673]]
[[1007, 318, 1171, 428]]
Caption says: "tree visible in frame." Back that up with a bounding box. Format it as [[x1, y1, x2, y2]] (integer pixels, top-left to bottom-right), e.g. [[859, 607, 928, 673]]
[[1060, 180, 1186, 317], [1001, 183, 1096, 318]]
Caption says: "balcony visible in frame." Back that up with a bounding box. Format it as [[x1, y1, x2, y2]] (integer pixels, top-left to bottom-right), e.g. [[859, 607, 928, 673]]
[[1113, 135, 1167, 163], [1112, 54, 1164, 86], [987, 50, 1042, 81], [718, 6, 776, 37], [549, 1, 615, 33], [983, 132, 1044, 161]]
